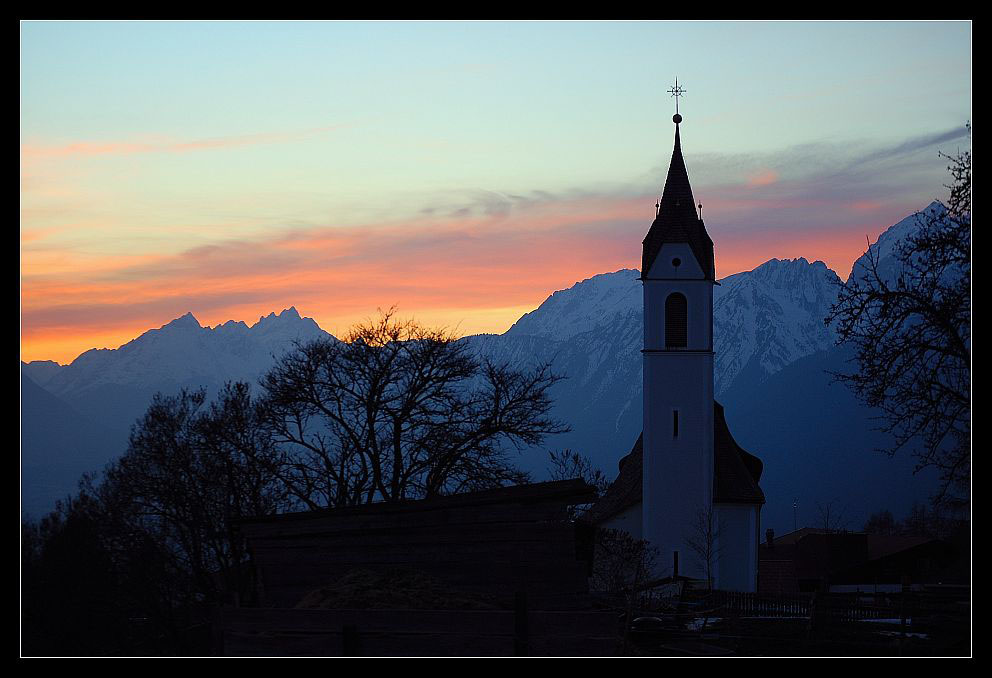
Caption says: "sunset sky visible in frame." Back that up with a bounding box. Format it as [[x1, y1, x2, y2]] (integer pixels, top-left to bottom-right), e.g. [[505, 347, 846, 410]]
[[21, 20, 972, 365]]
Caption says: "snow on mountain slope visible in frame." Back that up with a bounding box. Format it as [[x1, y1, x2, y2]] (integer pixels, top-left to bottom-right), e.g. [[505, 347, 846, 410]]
[[847, 201, 945, 285], [503, 258, 841, 400], [506, 270, 641, 342], [21, 203, 943, 519], [461, 257, 842, 479], [43, 307, 329, 400], [713, 258, 841, 396]]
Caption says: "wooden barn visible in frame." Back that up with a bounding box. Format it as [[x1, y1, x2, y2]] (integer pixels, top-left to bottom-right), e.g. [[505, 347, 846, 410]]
[[215, 479, 621, 656]]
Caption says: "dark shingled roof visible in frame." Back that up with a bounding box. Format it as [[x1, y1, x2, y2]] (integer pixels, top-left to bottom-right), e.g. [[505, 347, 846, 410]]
[[584, 434, 643, 524], [585, 401, 764, 524], [713, 401, 765, 504], [641, 124, 715, 280]]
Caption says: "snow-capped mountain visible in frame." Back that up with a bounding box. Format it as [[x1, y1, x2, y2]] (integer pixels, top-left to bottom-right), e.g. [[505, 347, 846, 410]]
[[847, 201, 945, 285], [459, 257, 842, 484], [20, 359, 64, 388], [21, 205, 947, 524], [506, 270, 642, 342], [496, 257, 841, 400], [21, 306, 330, 512], [714, 257, 841, 397], [38, 307, 328, 399]]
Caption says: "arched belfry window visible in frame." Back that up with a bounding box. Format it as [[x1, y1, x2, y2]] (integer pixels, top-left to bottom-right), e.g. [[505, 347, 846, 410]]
[[665, 293, 688, 348]]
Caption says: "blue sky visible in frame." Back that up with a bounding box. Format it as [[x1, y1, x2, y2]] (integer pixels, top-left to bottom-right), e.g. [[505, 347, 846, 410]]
[[20, 20, 971, 362]]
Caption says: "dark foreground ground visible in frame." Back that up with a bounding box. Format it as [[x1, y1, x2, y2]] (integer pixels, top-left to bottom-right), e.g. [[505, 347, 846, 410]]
[[624, 615, 970, 657]]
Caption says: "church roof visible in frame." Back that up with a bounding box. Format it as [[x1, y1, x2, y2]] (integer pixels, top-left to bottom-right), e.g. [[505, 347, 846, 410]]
[[713, 401, 765, 504], [583, 433, 644, 524], [584, 401, 764, 524], [641, 122, 715, 280]]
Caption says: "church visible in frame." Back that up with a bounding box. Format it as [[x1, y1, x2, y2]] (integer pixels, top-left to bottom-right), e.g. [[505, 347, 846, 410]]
[[587, 102, 765, 593]]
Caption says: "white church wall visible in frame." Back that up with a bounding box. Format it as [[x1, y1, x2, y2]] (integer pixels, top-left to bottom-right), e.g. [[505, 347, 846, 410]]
[[642, 352, 715, 580], [642, 239, 716, 581], [715, 503, 759, 592]]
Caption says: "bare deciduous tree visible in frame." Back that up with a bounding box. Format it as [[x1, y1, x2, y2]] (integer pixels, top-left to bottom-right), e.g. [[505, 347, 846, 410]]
[[259, 310, 567, 508], [103, 383, 289, 606], [547, 449, 610, 494], [863, 509, 898, 536], [826, 127, 971, 506], [815, 500, 849, 534], [591, 528, 659, 595], [547, 449, 610, 520], [684, 505, 720, 591]]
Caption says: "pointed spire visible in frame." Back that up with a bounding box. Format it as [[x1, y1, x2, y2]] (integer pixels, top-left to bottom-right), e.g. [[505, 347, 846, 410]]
[[641, 101, 715, 280], [659, 123, 696, 219]]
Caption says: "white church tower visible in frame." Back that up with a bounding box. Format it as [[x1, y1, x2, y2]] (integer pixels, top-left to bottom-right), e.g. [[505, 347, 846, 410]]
[[587, 87, 764, 592], [640, 102, 718, 583]]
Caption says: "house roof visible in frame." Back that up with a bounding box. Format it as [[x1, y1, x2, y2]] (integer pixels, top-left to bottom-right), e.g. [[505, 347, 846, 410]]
[[866, 534, 932, 561], [641, 122, 715, 280], [585, 401, 764, 524]]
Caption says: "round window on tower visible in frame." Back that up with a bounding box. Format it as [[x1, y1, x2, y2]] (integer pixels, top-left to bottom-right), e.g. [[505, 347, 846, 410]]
[[672, 257, 681, 268]]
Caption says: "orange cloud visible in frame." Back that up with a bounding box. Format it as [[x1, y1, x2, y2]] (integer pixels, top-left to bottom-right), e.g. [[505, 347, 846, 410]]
[[20, 194, 650, 363], [19, 183, 925, 365], [746, 169, 779, 186], [20, 124, 349, 162]]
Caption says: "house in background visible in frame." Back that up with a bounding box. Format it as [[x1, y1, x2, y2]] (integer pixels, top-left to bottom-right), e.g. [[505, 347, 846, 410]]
[[758, 526, 969, 595], [587, 107, 765, 592]]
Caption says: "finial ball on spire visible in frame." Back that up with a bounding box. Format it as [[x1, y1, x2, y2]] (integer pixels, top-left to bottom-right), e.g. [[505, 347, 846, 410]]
[[673, 113, 682, 124]]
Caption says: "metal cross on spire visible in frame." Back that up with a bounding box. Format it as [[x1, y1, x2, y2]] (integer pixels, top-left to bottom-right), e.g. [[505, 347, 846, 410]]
[[668, 78, 686, 122]]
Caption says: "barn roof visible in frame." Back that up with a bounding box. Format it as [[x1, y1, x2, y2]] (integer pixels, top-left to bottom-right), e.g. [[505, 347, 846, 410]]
[[584, 401, 764, 524], [239, 478, 598, 527]]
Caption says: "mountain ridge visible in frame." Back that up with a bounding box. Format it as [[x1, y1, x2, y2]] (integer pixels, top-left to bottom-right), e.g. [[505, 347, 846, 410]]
[[21, 205, 946, 527]]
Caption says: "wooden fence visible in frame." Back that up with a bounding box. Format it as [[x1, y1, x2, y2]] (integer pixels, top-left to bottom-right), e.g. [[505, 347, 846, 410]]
[[701, 590, 968, 625], [709, 591, 813, 618]]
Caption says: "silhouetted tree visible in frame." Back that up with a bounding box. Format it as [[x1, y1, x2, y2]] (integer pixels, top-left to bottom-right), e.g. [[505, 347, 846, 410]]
[[103, 383, 288, 609], [259, 310, 566, 508], [21, 490, 128, 656], [815, 500, 849, 533], [863, 509, 899, 536], [591, 529, 660, 593], [900, 500, 958, 540], [547, 449, 610, 494], [546, 449, 609, 520], [590, 528, 660, 653], [684, 505, 720, 590], [827, 126, 971, 506]]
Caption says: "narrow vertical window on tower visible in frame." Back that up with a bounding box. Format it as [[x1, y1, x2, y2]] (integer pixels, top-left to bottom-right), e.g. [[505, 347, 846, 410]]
[[673, 409, 679, 438], [665, 293, 688, 348]]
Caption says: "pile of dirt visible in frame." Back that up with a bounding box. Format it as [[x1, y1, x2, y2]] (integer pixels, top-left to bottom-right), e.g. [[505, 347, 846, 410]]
[[294, 568, 501, 610]]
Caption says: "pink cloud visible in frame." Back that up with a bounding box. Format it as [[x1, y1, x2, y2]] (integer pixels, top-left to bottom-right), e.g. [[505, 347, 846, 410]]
[[20, 124, 349, 161], [746, 169, 779, 187], [20, 180, 928, 364]]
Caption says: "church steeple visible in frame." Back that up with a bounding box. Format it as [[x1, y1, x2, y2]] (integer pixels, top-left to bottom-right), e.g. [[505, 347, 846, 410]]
[[641, 113, 715, 280]]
